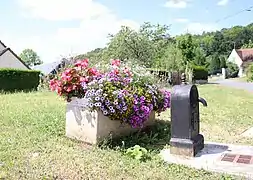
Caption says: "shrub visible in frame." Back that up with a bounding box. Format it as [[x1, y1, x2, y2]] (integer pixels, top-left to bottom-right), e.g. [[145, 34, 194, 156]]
[[226, 62, 239, 78], [0, 68, 40, 92], [246, 63, 253, 82], [49, 59, 171, 128], [192, 66, 208, 80]]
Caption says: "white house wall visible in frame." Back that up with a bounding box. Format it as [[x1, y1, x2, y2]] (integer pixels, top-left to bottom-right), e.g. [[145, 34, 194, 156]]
[[227, 49, 243, 67], [0, 50, 28, 70]]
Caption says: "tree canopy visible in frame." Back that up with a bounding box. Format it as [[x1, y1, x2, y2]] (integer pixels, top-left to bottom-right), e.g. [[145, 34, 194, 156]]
[[20, 49, 43, 67], [75, 22, 253, 74]]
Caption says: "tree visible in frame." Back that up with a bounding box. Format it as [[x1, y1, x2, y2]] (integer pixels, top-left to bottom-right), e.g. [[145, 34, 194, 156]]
[[20, 49, 42, 67], [209, 53, 221, 74], [103, 23, 172, 68], [193, 47, 206, 66], [219, 56, 227, 68], [176, 34, 196, 67], [242, 40, 253, 48], [161, 44, 184, 71]]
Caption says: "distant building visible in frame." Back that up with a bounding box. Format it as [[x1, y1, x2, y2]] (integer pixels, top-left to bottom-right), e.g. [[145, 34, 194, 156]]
[[33, 58, 74, 76], [0, 40, 30, 70], [227, 48, 253, 77]]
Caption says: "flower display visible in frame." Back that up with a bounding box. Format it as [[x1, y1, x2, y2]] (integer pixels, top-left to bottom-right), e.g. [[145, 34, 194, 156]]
[[49, 59, 171, 128]]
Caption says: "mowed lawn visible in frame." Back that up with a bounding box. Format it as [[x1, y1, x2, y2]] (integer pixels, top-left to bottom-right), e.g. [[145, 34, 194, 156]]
[[1, 84, 253, 180]]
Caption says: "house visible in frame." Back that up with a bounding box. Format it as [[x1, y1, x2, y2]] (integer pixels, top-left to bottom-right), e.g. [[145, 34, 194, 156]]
[[33, 58, 72, 76], [227, 48, 253, 77], [0, 40, 30, 70]]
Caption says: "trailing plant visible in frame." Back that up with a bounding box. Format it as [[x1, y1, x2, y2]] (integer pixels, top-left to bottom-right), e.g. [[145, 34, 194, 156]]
[[49, 59, 171, 128]]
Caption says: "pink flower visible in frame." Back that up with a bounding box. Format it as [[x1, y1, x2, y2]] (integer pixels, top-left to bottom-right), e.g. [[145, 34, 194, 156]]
[[88, 68, 100, 76], [123, 67, 132, 77], [113, 68, 119, 75], [79, 76, 88, 82], [75, 59, 89, 69], [111, 59, 120, 67]]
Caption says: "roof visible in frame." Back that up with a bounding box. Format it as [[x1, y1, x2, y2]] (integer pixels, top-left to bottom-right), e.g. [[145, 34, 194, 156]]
[[33, 60, 62, 75], [236, 48, 253, 61], [0, 40, 30, 69], [0, 40, 7, 48]]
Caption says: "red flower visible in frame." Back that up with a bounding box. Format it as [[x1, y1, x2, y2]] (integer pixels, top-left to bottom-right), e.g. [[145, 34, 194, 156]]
[[113, 68, 119, 75]]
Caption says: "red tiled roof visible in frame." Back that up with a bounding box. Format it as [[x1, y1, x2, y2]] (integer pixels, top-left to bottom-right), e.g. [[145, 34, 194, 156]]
[[236, 48, 253, 61]]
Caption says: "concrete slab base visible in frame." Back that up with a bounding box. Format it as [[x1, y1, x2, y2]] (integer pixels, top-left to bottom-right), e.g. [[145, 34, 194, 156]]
[[160, 141, 253, 179]]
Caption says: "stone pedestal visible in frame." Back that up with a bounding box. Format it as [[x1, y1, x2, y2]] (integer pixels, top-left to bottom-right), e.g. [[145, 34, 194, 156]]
[[66, 97, 155, 144]]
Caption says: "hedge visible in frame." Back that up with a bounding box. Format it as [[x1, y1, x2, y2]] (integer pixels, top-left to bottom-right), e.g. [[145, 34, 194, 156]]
[[246, 63, 253, 82], [0, 68, 40, 92], [192, 66, 208, 80]]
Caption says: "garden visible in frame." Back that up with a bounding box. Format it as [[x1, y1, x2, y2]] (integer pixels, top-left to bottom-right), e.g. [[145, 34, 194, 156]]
[[1, 58, 253, 179]]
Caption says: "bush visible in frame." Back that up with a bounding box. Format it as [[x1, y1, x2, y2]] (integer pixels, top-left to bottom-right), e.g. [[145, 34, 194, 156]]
[[226, 62, 239, 78], [246, 63, 253, 82], [0, 68, 40, 92], [192, 66, 208, 80]]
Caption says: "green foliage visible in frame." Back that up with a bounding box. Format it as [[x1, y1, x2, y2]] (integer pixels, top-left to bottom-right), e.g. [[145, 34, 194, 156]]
[[242, 40, 253, 49], [219, 56, 227, 68], [19, 49, 43, 67], [73, 22, 253, 74], [209, 54, 221, 74], [177, 34, 196, 66], [193, 46, 206, 66], [226, 62, 239, 78], [0, 68, 40, 92], [246, 63, 253, 82], [160, 44, 184, 71], [125, 145, 149, 161], [192, 65, 208, 80]]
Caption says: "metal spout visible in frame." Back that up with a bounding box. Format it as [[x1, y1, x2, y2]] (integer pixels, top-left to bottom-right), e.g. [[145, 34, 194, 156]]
[[198, 97, 207, 107]]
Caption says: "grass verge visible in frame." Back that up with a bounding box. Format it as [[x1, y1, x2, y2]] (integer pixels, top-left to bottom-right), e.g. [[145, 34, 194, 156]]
[[1, 85, 252, 179]]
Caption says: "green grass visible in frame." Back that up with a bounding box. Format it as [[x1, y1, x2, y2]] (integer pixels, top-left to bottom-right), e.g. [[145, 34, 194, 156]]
[[1, 85, 252, 179]]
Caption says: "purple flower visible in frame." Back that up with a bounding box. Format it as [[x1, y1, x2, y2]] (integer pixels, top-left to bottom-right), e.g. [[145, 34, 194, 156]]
[[133, 100, 138, 105], [95, 97, 100, 101], [140, 96, 145, 102], [103, 110, 108, 115]]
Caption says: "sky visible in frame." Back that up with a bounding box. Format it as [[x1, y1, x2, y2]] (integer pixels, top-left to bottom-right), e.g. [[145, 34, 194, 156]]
[[0, 0, 253, 63]]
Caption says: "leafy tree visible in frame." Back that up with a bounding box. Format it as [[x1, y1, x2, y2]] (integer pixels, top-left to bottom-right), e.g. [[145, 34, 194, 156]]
[[242, 40, 253, 49], [176, 34, 196, 67], [104, 23, 172, 68], [20, 49, 42, 67], [219, 56, 227, 68], [161, 44, 184, 71], [104, 26, 155, 67], [209, 53, 221, 74], [193, 47, 206, 66]]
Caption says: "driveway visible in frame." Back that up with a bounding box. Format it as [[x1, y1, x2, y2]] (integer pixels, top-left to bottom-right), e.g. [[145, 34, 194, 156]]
[[214, 79, 253, 92]]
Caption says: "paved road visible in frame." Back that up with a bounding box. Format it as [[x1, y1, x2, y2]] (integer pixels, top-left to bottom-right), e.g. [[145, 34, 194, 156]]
[[214, 79, 253, 92]]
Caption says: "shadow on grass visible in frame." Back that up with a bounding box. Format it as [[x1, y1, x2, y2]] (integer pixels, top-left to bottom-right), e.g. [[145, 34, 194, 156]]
[[99, 119, 171, 153]]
